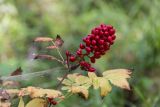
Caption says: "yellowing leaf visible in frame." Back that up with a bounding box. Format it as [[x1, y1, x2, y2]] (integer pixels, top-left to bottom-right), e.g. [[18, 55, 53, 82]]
[[103, 69, 132, 90], [75, 76, 91, 86], [70, 86, 89, 99], [98, 78, 112, 97], [88, 72, 97, 80], [60, 73, 92, 99], [19, 86, 63, 99], [26, 98, 47, 107], [88, 72, 99, 89], [67, 73, 79, 82], [18, 97, 25, 107], [61, 79, 73, 86]]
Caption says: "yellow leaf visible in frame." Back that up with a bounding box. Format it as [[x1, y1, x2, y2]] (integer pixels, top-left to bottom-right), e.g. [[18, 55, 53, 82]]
[[75, 75, 91, 86], [70, 86, 89, 99], [88, 72, 99, 89], [18, 97, 25, 107], [62, 79, 73, 86], [103, 69, 132, 90], [19, 86, 63, 98], [26, 98, 47, 107], [67, 73, 79, 82], [88, 72, 97, 79], [92, 77, 99, 89], [98, 78, 112, 97]]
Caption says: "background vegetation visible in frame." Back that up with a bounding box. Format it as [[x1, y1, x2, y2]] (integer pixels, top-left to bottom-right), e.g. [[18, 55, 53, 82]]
[[0, 0, 160, 107]]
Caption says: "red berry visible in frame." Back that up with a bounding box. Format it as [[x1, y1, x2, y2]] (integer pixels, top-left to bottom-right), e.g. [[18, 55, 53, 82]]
[[80, 43, 85, 49], [109, 29, 115, 35], [92, 40, 96, 45], [107, 36, 112, 42], [112, 35, 116, 40], [95, 30, 99, 34], [90, 57, 95, 63], [104, 31, 109, 36], [69, 56, 76, 62], [86, 47, 91, 53], [76, 49, 82, 55], [83, 37, 87, 42], [99, 39, 104, 45], [107, 25, 113, 29], [95, 35, 100, 40], [100, 45, 104, 49], [99, 31, 103, 35], [65, 50, 70, 56], [85, 40, 91, 46], [88, 67, 95, 72], [51, 100, 57, 105]]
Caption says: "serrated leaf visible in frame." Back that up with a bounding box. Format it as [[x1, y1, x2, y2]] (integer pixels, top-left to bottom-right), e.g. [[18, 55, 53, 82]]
[[98, 78, 112, 97], [67, 73, 79, 82], [75, 76, 91, 85], [92, 77, 100, 89], [70, 86, 89, 99], [88, 72, 99, 89], [62, 79, 73, 86], [103, 69, 132, 90], [88, 72, 97, 80], [19, 86, 63, 99], [26, 98, 47, 107], [18, 97, 25, 107]]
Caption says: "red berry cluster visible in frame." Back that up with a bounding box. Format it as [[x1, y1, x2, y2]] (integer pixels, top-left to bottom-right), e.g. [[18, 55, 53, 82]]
[[66, 24, 116, 72]]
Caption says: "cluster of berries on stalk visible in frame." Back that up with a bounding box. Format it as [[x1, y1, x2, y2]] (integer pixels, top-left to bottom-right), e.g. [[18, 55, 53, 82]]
[[66, 24, 116, 72]]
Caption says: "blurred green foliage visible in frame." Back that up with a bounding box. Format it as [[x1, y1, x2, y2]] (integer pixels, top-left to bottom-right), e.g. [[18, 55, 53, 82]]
[[0, 0, 160, 107]]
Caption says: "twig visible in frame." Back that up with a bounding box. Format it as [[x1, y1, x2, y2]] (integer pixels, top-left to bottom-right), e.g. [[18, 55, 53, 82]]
[[55, 73, 68, 89]]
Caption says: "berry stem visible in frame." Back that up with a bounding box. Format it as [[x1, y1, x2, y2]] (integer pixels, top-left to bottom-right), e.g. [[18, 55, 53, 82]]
[[51, 41, 65, 62]]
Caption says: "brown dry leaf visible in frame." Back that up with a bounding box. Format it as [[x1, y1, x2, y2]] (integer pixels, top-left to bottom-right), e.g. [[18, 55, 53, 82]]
[[54, 35, 64, 47], [46, 45, 57, 49], [10, 67, 22, 76], [103, 69, 132, 90], [2, 81, 20, 87], [34, 37, 53, 42], [0, 89, 10, 100], [0, 89, 19, 100], [19, 86, 63, 99], [25, 98, 47, 107], [18, 97, 25, 107], [0, 101, 11, 107], [33, 54, 56, 60], [6, 89, 19, 95]]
